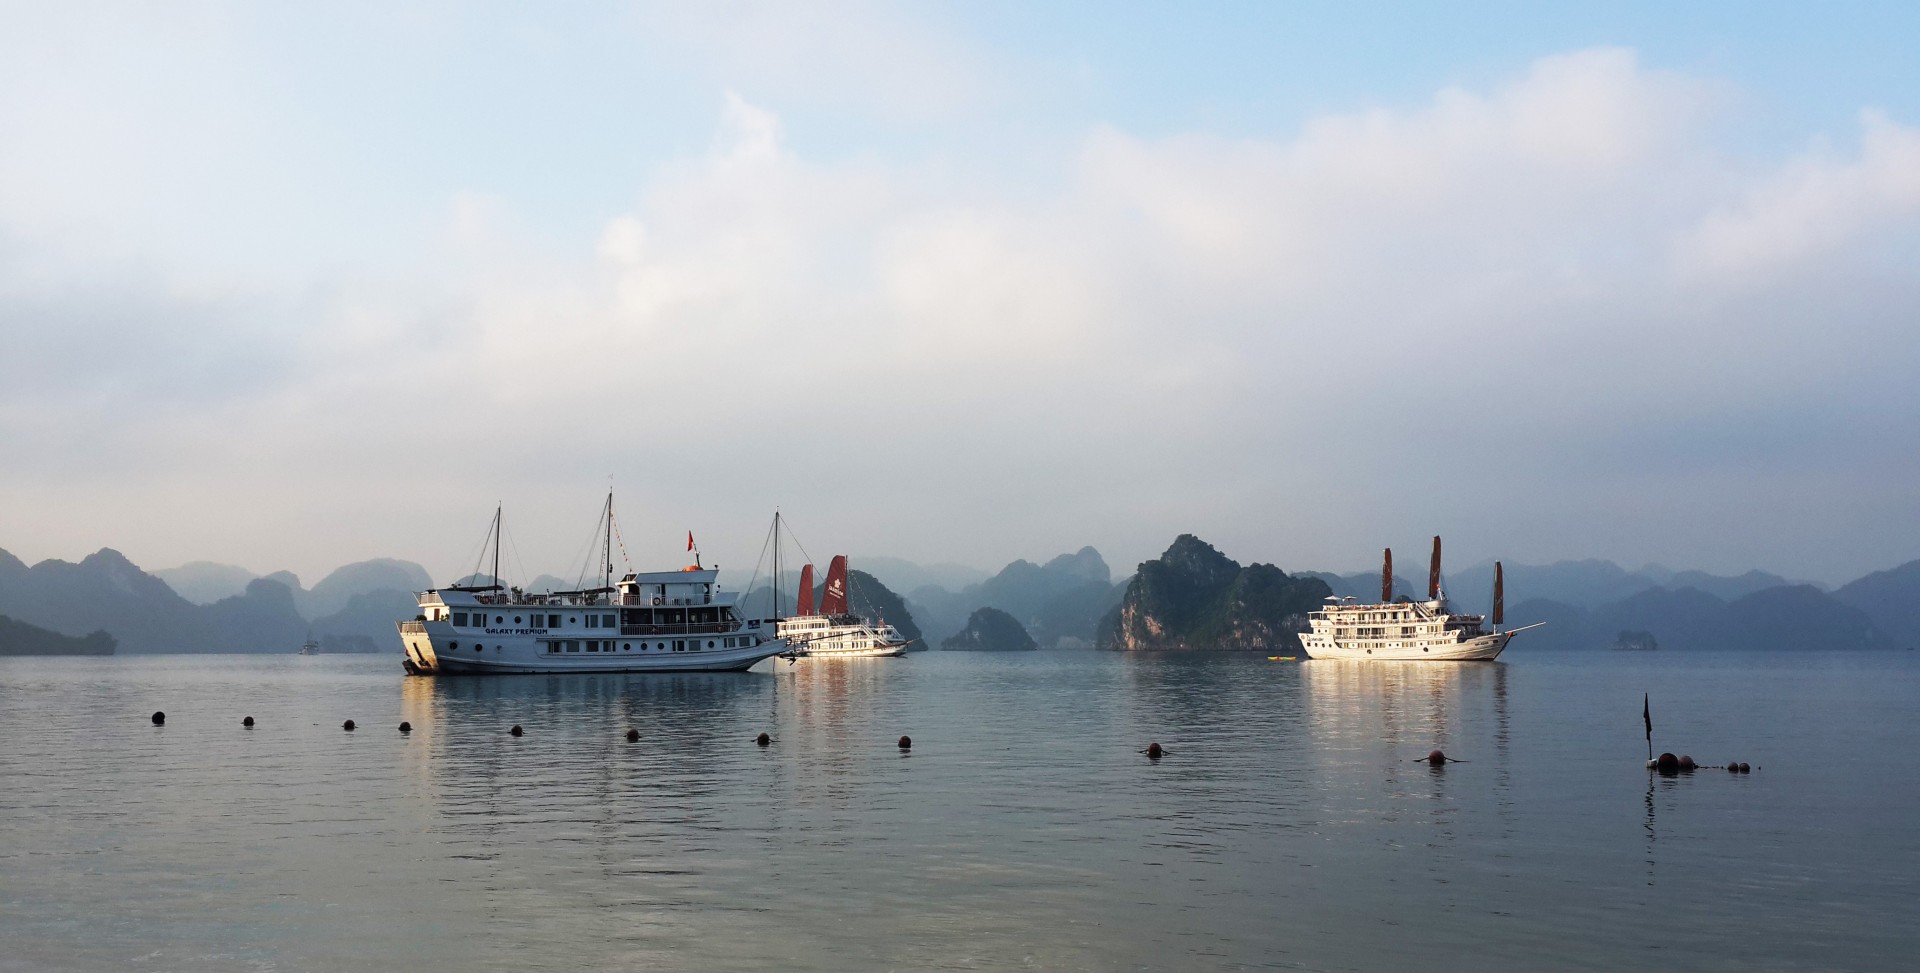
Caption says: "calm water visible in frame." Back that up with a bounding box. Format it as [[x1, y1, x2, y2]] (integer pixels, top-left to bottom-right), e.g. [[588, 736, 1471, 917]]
[[1, 651, 1914, 972]]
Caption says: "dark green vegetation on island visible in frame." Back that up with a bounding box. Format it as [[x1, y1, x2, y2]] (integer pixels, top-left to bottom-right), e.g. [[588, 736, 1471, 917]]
[[1098, 535, 1332, 652], [0, 614, 114, 655], [942, 607, 1037, 651]]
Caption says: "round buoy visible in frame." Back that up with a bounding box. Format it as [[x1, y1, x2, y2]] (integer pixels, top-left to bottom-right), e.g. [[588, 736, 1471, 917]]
[[1737, 762, 1750, 773], [242, 716, 254, 728], [1655, 752, 1679, 774], [1678, 755, 1697, 772], [510, 724, 523, 737], [1727, 761, 1739, 773], [399, 721, 412, 733], [898, 735, 912, 751], [1427, 749, 1447, 766], [625, 728, 639, 742], [343, 720, 356, 731], [1146, 742, 1163, 760], [756, 732, 771, 747], [151, 711, 165, 725]]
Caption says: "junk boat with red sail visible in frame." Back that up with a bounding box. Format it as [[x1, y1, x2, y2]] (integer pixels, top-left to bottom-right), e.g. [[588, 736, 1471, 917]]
[[397, 496, 791, 674], [775, 556, 913, 658], [1301, 537, 1541, 661]]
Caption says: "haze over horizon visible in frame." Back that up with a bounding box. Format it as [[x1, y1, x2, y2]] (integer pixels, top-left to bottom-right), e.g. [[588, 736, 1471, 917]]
[[4, 3, 1918, 589]]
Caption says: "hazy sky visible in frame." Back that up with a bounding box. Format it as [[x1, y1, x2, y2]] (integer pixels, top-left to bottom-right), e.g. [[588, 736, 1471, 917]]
[[3, 1, 1918, 588]]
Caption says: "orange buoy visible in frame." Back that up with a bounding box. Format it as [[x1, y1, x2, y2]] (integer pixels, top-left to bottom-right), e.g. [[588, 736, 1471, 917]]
[[625, 728, 639, 742], [509, 724, 523, 737], [1678, 755, 1697, 772], [756, 732, 771, 746], [343, 720, 356, 731], [898, 735, 912, 750], [151, 711, 165, 725], [398, 721, 412, 733], [242, 716, 254, 728]]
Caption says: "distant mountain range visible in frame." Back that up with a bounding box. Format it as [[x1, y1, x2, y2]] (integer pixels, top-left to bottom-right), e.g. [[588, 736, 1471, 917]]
[[3, 540, 1916, 656]]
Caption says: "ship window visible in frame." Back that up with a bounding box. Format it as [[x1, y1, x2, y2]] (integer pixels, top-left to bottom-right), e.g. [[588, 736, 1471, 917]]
[[453, 612, 467, 626], [585, 615, 597, 629], [674, 640, 685, 652], [450, 641, 459, 650], [566, 640, 579, 652], [623, 642, 631, 651], [602, 614, 615, 627], [547, 643, 559, 653], [724, 637, 735, 647], [586, 641, 598, 652], [548, 614, 560, 627], [494, 615, 503, 624], [707, 640, 715, 649], [514, 616, 522, 625]]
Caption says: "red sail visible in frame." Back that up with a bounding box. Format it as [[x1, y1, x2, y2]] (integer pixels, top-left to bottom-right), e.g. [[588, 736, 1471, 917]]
[[1427, 536, 1443, 599], [1492, 562, 1504, 626], [819, 555, 850, 615], [795, 564, 815, 616], [1381, 548, 1393, 603]]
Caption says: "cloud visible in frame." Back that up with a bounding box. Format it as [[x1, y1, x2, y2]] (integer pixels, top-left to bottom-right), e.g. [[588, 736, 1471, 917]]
[[2, 38, 1917, 584]]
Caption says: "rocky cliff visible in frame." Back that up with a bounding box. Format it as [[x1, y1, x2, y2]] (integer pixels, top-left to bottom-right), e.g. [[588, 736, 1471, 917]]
[[1100, 535, 1331, 652], [941, 607, 1037, 651]]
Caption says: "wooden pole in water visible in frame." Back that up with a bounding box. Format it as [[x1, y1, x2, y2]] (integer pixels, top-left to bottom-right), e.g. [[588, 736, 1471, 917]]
[[1643, 693, 1653, 762]]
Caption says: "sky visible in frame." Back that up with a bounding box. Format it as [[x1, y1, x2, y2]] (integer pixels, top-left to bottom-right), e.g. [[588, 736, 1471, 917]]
[[2, 1, 1918, 589]]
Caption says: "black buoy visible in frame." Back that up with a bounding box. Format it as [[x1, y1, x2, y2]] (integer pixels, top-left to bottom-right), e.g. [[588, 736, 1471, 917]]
[[1727, 761, 1739, 773], [151, 711, 165, 725], [242, 716, 254, 728], [510, 724, 524, 737], [1655, 751, 1680, 774], [398, 721, 412, 733], [898, 735, 912, 751], [1145, 741, 1163, 760], [756, 732, 771, 747], [343, 720, 356, 731], [625, 728, 639, 742], [1427, 749, 1447, 765], [1737, 762, 1750, 773], [1678, 754, 1697, 772]]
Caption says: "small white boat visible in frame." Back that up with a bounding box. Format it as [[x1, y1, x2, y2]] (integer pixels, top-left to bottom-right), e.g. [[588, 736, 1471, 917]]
[[1301, 537, 1541, 661]]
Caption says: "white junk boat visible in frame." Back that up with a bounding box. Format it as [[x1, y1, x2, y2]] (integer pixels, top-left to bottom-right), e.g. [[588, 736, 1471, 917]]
[[397, 498, 790, 675], [776, 556, 912, 658], [1301, 537, 1541, 661]]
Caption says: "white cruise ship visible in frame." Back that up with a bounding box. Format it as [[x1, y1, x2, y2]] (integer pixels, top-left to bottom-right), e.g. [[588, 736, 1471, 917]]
[[776, 556, 912, 658], [397, 499, 791, 675], [1301, 537, 1540, 661]]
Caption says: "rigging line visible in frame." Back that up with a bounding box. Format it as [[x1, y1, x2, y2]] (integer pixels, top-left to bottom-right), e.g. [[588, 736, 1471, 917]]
[[565, 499, 608, 591], [740, 514, 778, 619], [611, 505, 634, 573], [461, 512, 494, 586], [502, 521, 533, 593]]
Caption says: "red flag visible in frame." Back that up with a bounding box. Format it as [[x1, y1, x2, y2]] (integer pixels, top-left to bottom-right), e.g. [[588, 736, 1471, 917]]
[[687, 531, 695, 551]]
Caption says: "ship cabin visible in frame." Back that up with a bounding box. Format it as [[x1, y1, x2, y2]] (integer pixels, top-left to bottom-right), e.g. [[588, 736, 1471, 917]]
[[1308, 596, 1487, 643], [413, 568, 771, 657]]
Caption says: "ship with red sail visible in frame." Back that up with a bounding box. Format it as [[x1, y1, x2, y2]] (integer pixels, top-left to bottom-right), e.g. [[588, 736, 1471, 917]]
[[776, 555, 913, 658], [1300, 537, 1541, 661]]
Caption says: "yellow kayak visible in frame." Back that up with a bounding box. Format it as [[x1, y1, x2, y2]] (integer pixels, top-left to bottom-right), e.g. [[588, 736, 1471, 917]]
[[1268, 656, 1296, 661]]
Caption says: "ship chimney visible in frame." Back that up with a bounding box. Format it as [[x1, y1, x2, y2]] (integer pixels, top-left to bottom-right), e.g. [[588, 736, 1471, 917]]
[[1427, 536, 1443, 600], [1492, 561, 1505, 626], [1381, 548, 1393, 603]]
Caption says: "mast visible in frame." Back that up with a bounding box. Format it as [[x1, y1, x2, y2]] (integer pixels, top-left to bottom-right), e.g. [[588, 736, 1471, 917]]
[[773, 510, 783, 623], [1381, 548, 1393, 603], [603, 491, 613, 592], [1492, 561, 1505, 628], [492, 504, 501, 594], [1427, 536, 1443, 600]]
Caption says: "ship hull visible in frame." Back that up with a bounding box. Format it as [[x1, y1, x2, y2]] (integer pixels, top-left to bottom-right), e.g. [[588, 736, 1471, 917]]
[[1301, 631, 1511, 662], [399, 623, 790, 675], [798, 641, 909, 659]]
